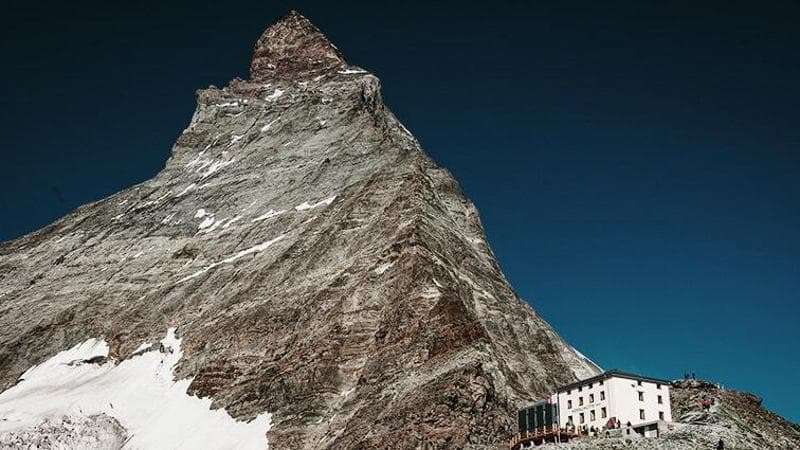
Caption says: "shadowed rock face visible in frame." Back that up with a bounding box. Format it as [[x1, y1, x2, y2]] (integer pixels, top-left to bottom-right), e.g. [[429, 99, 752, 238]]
[[0, 11, 600, 449]]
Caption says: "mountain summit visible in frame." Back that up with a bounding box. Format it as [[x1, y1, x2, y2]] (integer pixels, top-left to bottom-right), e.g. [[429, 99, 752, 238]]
[[0, 11, 600, 449], [250, 11, 348, 80]]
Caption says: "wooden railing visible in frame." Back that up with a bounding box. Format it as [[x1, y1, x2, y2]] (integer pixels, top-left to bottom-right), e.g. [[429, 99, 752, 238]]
[[508, 425, 581, 449]]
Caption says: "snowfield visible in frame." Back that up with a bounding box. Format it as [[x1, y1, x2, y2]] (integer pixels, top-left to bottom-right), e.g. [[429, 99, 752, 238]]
[[0, 329, 271, 449]]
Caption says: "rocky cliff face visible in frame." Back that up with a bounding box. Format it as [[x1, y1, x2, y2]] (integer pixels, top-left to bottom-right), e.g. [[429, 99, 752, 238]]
[[0, 11, 600, 449]]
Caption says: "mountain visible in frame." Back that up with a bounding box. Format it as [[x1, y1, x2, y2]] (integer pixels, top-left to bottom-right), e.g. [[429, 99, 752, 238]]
[[0, 10, 600, 449]]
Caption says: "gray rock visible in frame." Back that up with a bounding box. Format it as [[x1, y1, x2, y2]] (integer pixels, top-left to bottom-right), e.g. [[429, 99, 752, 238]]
[[0, 414, 127, 450]]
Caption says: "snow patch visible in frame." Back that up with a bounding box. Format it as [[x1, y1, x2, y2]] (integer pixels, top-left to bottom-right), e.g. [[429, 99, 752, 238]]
[[200, 159, 235, 179], [196, 209, 226, 233], [421, 286, 441, 299], [300, 215, 318, 225], [397, 121, 414, 137], [198, 216, 216, 230], [570, 345, 603, 376], [468, 236, 484, 245], [0, 329, 271, 449], [337, 69, 368, 74], [161, 212, 177, 225], [222, 216, 242, 229], [252, 209, 286, 222], [295, 196, 336, 211], [175, 183, 197, 197], [260, 118, 279, 133], [207, 220, 224, 234], [265, 89, 284, 101], [397, 220, 414, 230], [373, 262, 394, 275], [178, 235, 286, 283]]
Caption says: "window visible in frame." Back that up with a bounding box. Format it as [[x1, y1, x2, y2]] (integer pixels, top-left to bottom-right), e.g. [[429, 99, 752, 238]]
[[590, 410, 596, 421], [567, 389, 571, 395], [656, 383, 662, 389], [568, 415, 573, 425], [589, 394, 594, 403], [579, 386, 583, 392], [601, 407, 607, 419], [658, 395, 663, 404], [637, 380, 642, 386], [659, 411, 665, 420], [640, 409, 646, 420], [589, 383, 593, 388], [579, 413, 585, 424], [638, 391, 644, 401], [599, 380, 604, 385], [579, 396, 584, 406], [600, 391, 605, 401], [568, 400, 572, 409]]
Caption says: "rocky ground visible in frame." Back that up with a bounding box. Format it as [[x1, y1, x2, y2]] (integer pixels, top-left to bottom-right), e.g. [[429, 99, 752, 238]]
[[0, 415, 126, 450], [534, 380, 800, 450]]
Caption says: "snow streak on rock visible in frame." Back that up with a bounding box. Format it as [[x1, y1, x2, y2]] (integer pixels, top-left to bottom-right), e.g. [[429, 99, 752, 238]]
[[294, 196, 336, 211]]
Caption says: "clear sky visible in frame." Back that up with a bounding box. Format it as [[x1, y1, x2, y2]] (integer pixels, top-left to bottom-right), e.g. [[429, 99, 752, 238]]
[[1, 0, 798, 422]]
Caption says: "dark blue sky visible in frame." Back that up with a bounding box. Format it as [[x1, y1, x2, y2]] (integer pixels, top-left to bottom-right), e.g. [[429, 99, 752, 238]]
[[2, 1, 798, 421]]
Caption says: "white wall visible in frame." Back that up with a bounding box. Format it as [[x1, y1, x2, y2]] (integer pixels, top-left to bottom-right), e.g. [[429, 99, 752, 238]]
[[607, 376, 672, 426], [552, 378, 611, 429], [552, 375, 672, 429]]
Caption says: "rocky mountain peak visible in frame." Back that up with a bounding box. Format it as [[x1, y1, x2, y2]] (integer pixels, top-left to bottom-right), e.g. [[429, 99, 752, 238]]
[[249, 10, 347, 81], [1, 11, 604, 449]]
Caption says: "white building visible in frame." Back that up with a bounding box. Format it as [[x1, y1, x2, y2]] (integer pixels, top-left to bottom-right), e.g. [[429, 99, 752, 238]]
[[550, 370, 672, 436]]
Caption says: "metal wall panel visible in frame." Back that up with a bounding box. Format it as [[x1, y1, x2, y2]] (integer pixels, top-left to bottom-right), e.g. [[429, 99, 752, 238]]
[[518, 403, 559, 432], [526, 407, 536, 431], [536, 404, 545, 429]]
